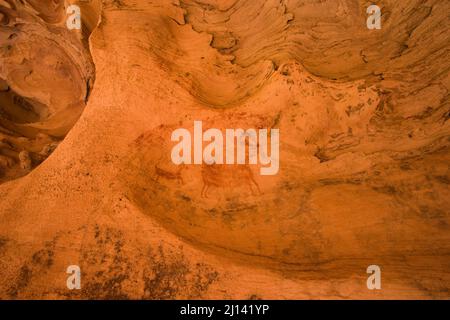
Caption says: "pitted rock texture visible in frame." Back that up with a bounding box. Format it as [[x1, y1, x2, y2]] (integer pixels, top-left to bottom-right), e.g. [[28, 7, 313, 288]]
[[0, 0, 449, 299]]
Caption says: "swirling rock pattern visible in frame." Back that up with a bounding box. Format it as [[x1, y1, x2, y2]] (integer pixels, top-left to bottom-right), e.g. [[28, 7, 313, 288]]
[[0, 0, 95, 182], [0, 0, 449, 299]]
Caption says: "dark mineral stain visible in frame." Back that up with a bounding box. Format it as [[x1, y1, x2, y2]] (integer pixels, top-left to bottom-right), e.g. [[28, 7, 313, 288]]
[[6, 237, 58, 298], [372, 185, 396, 195], [0, 237, 8, 250], [143, 244, 219, 300], [435, 175, 450, 184], [8, 265, 33, 298]]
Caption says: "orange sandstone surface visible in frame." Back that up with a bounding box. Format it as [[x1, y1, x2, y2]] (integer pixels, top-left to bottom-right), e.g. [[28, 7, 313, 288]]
[[0, 0, 449, 299]]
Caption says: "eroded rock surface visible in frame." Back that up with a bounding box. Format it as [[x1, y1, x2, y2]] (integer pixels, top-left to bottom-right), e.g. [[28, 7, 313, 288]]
[[0, 0, 449, 299], [0, 0, 95, 182]]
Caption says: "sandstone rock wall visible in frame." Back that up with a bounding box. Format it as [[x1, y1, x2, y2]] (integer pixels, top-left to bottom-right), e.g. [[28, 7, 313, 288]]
[[0, 0, 448, 299]]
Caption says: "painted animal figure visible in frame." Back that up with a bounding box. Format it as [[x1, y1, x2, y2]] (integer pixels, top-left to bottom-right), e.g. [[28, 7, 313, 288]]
[[154, 164, 185, 185]]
